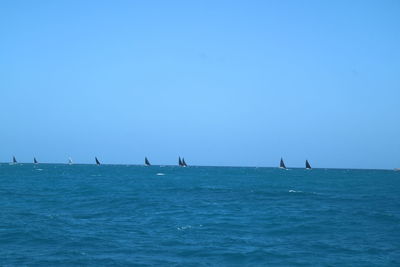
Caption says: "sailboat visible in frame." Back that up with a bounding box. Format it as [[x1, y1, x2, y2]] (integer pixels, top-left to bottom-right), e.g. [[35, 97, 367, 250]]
[[145, 157, 151, 166], [95, 157, 101, 165], [279, 158, 287, 169], [182, 158, 187, 167], [178, 157, 183, 166], [12, 156, 17, 164], [68, 157, 73, 165], [34, 157, 38, 164], [305, 160, 312, 169]]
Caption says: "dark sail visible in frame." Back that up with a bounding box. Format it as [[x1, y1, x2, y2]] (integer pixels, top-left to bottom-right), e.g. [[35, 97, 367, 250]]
[[34, 157, 38, 164], [145, 157, 151, 166], [182, 158, 187, 167], [280, 158, 286, 169], [305, 160, 311, 169], [13, 156, 17, 164], [178, 157, 183, 166], [95, 157, 101, 165]]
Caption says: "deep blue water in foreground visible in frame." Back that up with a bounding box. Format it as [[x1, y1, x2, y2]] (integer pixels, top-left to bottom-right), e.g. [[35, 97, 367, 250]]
[[0, 164, 399, 266]]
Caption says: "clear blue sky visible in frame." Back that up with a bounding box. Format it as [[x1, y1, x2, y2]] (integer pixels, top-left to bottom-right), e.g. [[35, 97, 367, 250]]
[[1, 0, 399, 169]]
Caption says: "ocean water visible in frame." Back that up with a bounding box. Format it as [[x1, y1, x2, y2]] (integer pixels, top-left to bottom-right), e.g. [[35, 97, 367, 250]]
[[0, 164, 399, 266]]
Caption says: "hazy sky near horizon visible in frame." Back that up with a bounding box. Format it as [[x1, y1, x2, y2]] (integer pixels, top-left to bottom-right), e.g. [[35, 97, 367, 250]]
[[1, 0, 399, 168]]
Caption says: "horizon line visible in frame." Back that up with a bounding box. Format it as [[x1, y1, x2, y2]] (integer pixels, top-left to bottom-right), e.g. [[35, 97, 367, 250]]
[[0, 162, 395, 171]]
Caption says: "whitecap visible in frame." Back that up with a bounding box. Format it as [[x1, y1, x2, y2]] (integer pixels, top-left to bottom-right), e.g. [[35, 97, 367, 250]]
[[177, 225, 192, 231], [156, 173, 165, 176], [289, 190, 302, 193], [177, 224, 202, 231]]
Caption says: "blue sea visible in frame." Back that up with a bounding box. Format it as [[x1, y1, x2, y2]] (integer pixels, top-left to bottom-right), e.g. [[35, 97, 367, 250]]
[[0, 164, 399, 266]]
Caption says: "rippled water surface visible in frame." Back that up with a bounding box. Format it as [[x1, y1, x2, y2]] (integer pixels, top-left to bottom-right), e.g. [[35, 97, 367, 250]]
[[0, 164, 399, 266]]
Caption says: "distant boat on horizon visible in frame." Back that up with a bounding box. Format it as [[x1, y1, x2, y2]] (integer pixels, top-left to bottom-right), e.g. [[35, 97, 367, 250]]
[[145, 157, 151, 166], [12, 156, 17, 164], [34, 157, 38, 164], [182, 158, 187, 167], [68, 157, 73, 165], [178, 157, 183, 167], [279, 158, 287, 169], [95, 157, 101, 165], [305, 160, 312, 169]]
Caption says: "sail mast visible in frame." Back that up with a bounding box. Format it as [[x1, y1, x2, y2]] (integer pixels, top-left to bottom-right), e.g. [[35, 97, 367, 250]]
[[182, 158, 187, 167], [95, 157, 101, 165], [280, 158, 287, 169], [13, 156, 17, 164], [305, 160, 312, 169], [145, 157, 151, 166], [178, 157, 183, 166], [34, 157, 38, 164]]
